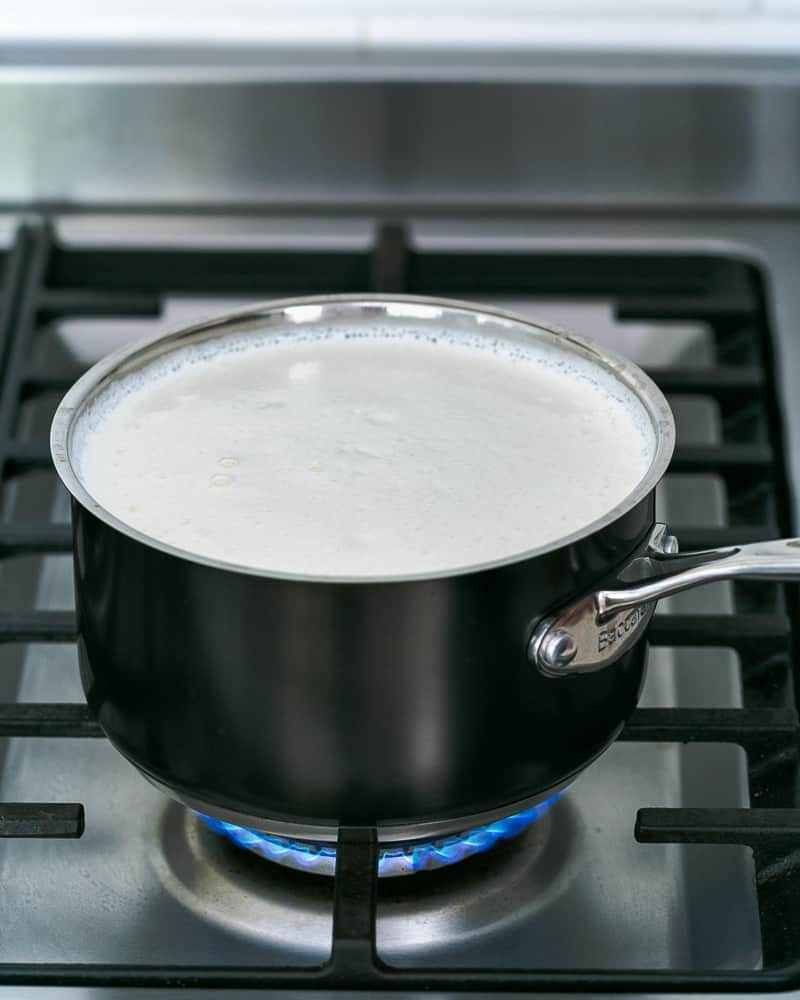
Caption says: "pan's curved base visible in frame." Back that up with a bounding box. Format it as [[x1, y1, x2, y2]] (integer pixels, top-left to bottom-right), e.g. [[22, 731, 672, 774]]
[[139, 763, 575, 846]]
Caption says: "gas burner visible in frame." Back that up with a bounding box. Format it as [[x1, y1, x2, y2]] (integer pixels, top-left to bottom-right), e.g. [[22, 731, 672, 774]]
[[197, 794, 562, 878], [154, 798, 577, 962]]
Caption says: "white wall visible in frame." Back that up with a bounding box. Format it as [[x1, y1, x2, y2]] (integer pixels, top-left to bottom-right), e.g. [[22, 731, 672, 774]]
[[1, 0, 799, 51]]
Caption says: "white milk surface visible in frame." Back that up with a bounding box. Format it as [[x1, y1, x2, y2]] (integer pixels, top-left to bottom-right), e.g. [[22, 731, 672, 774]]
[[71, 324, 655, 578]]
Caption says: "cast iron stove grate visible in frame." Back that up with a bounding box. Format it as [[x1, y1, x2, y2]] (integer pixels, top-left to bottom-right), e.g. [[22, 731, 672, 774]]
[[0, 218, 798, 991]]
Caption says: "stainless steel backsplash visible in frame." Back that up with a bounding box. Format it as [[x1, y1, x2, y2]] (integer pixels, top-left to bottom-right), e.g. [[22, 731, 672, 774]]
[[2, 78, 799, 208]]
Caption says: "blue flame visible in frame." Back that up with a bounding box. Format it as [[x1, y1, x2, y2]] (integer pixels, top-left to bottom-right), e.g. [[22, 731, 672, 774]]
[[198, 792, 561, 878]]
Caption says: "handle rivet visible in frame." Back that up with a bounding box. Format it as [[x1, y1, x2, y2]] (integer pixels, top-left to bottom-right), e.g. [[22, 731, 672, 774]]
[[661, 533, 679, 555], [536, 629, 578, 671], [648, 524, 680, 556]]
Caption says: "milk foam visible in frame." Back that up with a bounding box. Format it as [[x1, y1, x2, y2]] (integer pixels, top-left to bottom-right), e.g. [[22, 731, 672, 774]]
[[71, 322, 656, 577]]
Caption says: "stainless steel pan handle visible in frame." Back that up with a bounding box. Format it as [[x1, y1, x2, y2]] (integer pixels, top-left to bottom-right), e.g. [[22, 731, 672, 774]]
[[529, 525, 800, 678]]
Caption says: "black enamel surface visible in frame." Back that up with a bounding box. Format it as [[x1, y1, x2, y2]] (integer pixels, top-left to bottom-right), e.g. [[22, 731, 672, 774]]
[[72, 492, 653, 832]]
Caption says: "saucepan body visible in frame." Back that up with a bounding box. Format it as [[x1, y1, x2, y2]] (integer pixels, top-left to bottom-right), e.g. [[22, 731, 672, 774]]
[[52, 295, 794, 849]]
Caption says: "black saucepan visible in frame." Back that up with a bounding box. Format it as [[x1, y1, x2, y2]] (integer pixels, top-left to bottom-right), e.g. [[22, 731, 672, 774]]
[[50, 295, 800, 851]]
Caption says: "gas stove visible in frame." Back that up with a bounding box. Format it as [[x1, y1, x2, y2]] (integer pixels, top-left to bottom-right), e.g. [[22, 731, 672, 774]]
[[0, 216, 798, 996]]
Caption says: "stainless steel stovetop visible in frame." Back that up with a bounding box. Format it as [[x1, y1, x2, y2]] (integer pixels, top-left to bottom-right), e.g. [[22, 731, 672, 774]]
[[0, 256, 776, 973]]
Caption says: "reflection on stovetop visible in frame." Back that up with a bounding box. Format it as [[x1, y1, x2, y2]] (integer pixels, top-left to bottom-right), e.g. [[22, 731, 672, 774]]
[[0, 296, 761, 971]]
